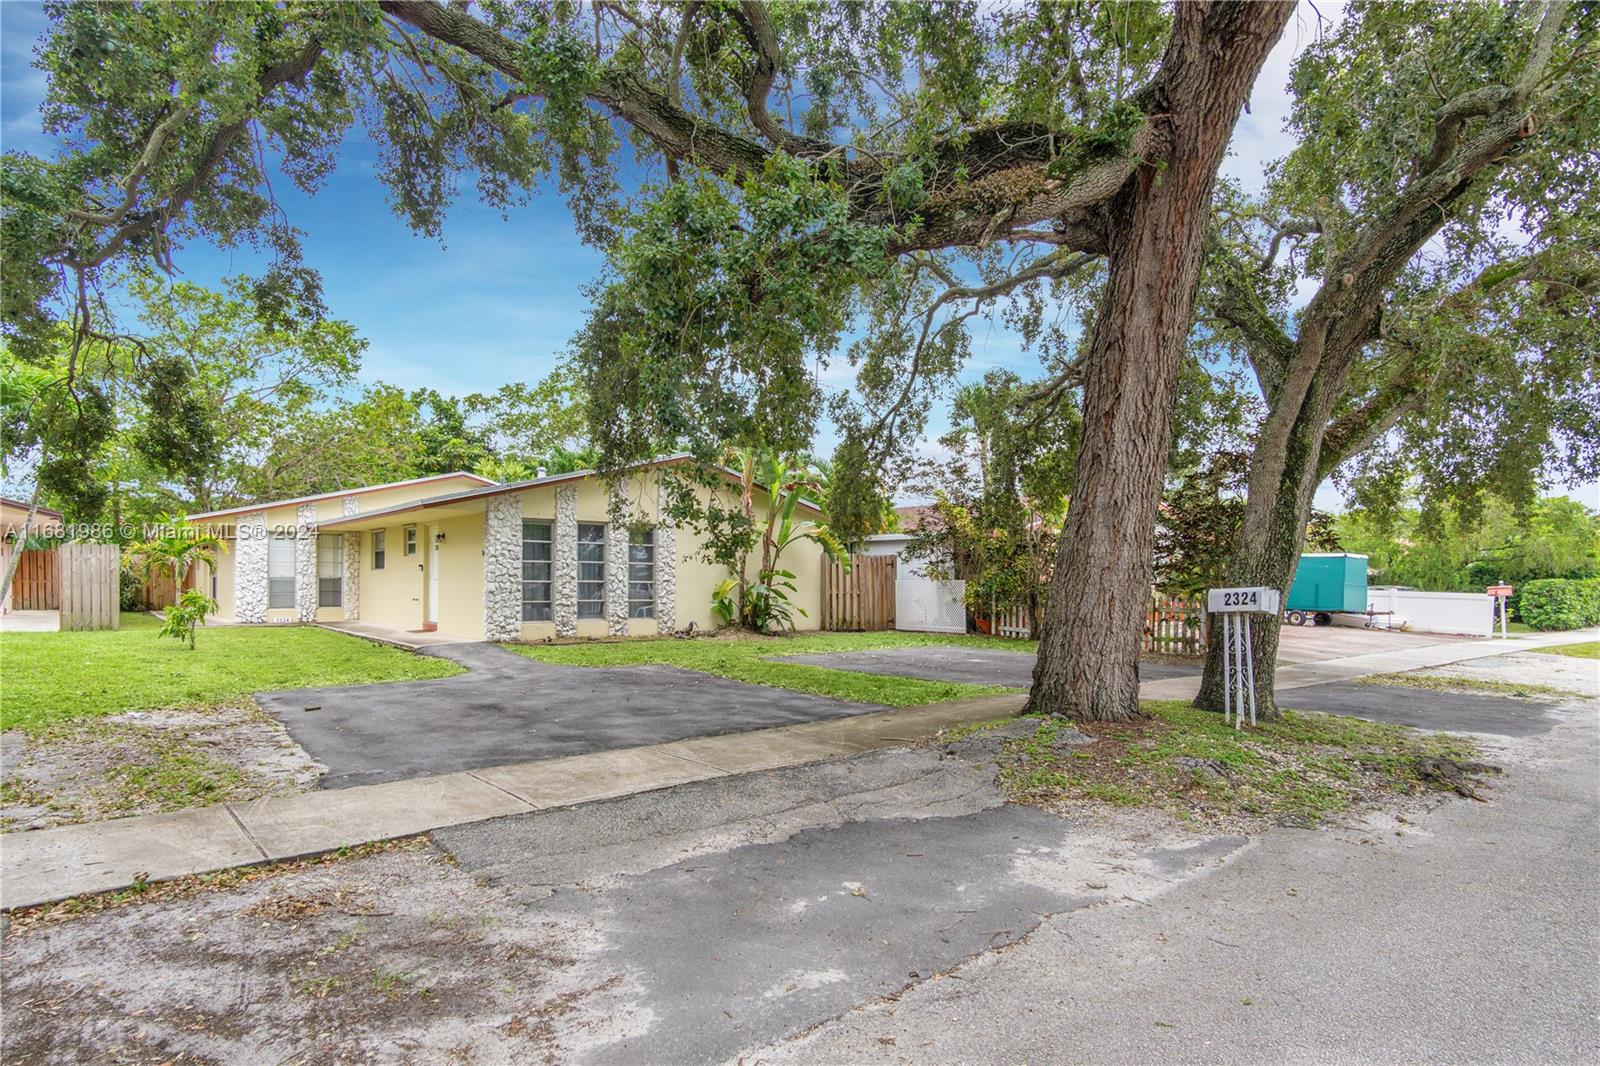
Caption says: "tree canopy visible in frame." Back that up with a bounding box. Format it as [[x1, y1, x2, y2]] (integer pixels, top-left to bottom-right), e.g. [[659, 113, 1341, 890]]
[[1191, 0, 1597, 715]]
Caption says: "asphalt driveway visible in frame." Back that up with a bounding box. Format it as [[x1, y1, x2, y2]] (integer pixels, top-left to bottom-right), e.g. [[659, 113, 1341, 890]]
[[255, 643, 888, 789], [778, 645, 1201, 686]]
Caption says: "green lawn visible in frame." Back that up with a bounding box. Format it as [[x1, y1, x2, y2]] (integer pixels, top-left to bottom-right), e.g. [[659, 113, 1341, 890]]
[[505, 630, 1034, 706], [1357, 671, 1584, 700], [1, 615, 461, 732], [1533, 641, 1599, 660]]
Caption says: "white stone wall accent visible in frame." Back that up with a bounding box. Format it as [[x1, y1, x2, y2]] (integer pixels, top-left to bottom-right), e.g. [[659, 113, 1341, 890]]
[[295, 503, 319, 622], [235, 511, 269, 623], [605, 485, 631, 637], [655, 480, 678, 634], [553, 485, 579, 637], [342, 532, 361, 620], [483, 493, 524, 641], [341, 496, 359, 517]]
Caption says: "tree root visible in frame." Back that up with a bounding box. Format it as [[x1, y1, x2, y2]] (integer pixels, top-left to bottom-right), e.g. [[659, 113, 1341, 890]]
[[1415, 756, 1504, 801]]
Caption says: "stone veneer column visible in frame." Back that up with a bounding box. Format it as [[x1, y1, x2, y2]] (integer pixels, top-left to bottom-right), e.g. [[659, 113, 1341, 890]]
[[654, 481, 678, 635], [553, 484, 578, 637], [483, 493, 524, 641], [341, 497, 360, 621], [295, 503, 319, 622], [234, 511, 269, 623], [605, 485, 631, 637]]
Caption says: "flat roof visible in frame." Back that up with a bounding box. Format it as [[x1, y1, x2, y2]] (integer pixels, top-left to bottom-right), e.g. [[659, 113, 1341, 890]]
[[0, 497, 64, 519]]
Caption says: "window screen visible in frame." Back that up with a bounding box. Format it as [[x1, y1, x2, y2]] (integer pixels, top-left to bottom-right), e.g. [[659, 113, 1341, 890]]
[[267, 534, 296, 609], [317, 534, 343, 608], [628, 529, 655, 619], [372, 529, 386, 570], [577, 523, 606, 619], [521, 520, 552, 622]]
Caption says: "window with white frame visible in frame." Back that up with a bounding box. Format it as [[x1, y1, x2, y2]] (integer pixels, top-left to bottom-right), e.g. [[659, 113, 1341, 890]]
[[267, 534, 296, 609], [577, 522, 606, 619], [317, 534, 343, 608], [521, 520, 552, 622], [628, 528, 655, 618], [372, 529, 386, 570], [403, 525, 418, 556]]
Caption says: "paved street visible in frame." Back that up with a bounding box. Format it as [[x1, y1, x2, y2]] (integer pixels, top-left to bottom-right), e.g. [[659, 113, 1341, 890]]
[[756, 666, 1600, 1064]]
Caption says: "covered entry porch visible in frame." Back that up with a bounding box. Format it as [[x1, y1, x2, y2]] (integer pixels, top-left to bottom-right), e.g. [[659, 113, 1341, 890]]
[[318, 492, 496, 642]]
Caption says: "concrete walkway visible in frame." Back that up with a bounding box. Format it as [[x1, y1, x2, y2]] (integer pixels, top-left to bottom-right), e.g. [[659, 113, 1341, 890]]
[[315, 619, 478, 650], [0, 692, 1025, 910], [0, 609, 58, 632], [4, 628, 1593, 912]]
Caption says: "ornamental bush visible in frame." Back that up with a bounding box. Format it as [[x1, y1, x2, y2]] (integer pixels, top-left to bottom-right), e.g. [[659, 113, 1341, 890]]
[[1518, 578, 1600, 631]]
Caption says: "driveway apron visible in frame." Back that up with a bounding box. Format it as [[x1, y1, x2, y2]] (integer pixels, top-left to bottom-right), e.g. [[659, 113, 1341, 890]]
[[255, 643, 890, 788]]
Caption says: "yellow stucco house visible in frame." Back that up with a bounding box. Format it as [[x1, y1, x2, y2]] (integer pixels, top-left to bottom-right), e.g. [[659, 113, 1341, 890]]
[[185, 457, 825, 641]]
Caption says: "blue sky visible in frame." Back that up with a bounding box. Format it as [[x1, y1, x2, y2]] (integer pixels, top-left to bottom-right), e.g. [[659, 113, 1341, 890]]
[[3, 3, 1591, 509]]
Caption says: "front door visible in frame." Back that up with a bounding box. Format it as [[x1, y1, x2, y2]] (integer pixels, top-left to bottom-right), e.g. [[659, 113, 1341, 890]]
[[427, 525, 440, 626]]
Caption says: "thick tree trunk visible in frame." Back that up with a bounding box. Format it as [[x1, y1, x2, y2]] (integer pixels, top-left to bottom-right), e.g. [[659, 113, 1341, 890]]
[[1030, 1, 1293, 722], [1195, 359, 1348, 716]]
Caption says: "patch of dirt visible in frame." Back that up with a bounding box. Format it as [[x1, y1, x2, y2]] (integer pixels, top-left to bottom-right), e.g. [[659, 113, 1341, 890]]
[[995, 711, 1479, 836], [1423, 651, 1599, 700], [1, 705, 321, 831], [1, 844, 620, 1065]]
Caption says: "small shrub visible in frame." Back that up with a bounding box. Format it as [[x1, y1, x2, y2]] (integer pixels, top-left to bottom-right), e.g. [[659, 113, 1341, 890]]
[[158, 589, 219, 650], [1518, 578, 1600, 631], [118, 568, 145, 613]]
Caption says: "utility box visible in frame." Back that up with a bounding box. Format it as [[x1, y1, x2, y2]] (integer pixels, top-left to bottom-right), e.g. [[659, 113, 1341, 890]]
[[1286, 552, 1369, 613]]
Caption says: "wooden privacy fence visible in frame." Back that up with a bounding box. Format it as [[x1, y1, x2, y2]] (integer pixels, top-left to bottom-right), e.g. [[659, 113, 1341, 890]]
[[11, 548, 59, 610], [141, 568, 182, 611], [982, 590, 1208, 654], [59, 542, 120, 630], [822, 553, 897, 631], [1143, 592, 1207, 655]]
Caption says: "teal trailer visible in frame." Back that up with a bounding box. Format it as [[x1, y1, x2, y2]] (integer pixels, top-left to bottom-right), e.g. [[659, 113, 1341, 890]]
[[1285, 553, 1369, 622]]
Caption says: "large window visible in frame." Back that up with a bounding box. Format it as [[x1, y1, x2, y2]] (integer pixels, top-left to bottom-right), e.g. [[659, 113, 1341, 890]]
[[267, 534, 296, 609], [521, 520, 552, 622], [372, 529, 386, 570], [628, 529, 655, 619], [577, 522, 606, 619], [317, 534, 344, 608]]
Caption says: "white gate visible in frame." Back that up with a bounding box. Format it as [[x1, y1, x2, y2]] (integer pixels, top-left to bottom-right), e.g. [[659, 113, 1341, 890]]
[[895, 575, 966, 634]]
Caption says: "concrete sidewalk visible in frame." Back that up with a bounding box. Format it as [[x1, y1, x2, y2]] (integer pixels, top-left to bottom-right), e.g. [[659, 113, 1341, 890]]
[[6, 628, 1593, 911], [1138, 627, 1599, 701], [0, 692, 1026, 911]]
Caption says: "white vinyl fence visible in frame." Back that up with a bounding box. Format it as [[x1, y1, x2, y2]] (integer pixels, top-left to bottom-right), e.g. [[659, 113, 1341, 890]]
[[1333, 587, 1495, 637]]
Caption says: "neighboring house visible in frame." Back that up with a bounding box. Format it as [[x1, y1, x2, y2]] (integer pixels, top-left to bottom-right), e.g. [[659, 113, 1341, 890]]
[[860, 504, 944, 579], [1, 497, 65, 615], [186, 458, 826, 641]]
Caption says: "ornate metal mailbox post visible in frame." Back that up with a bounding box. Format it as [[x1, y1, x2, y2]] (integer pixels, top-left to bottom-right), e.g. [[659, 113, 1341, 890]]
[[1207, 587, 1282, 728]]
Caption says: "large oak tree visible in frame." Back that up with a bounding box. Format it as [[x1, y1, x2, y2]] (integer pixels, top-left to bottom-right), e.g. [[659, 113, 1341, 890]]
[[1190, 0, 1597, 715], [3, 1, 1291, 721]]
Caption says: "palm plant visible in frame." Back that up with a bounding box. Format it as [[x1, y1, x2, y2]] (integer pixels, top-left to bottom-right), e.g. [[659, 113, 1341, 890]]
[[127, 512, 225, 600], [715, 449, 849, 632]]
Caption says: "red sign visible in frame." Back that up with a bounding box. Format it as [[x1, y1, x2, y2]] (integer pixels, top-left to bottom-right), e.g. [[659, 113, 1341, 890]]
[[1486, 584, 1514, 597]]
